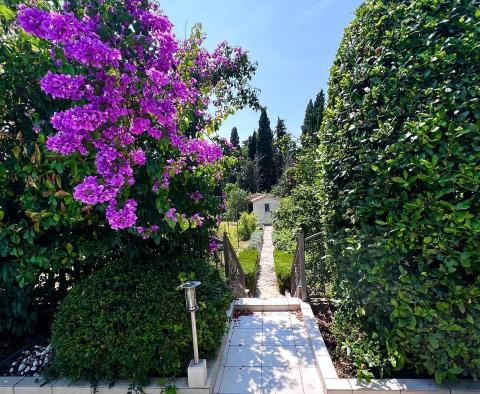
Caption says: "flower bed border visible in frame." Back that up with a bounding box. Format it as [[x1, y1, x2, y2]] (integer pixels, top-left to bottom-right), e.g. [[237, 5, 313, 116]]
[[0, 303, 235, 394]]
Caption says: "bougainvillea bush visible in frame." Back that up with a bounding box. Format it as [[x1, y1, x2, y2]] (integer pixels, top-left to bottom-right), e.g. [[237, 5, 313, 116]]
[[319, 0, 480, 382], [17, 0, 257, 239], [1, 0, 257, 337]]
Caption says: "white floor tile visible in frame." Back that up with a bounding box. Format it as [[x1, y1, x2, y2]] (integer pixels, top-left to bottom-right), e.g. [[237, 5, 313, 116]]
[[295, 346, 316, 367], [261, 366, 303, 394], [263, 313, 292, 329], [262, 346, 298, 367], [218, 366, 262, 393], [229, 328, 263, 346], [293, 327, 310, 346], [226, 345, 262, 367], [300, 367, 323, 394], [233, 314, 263, 329], [263, 328, 295, 346]]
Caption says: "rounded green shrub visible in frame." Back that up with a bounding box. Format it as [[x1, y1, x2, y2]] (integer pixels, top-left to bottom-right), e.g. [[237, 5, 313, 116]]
[[320, 0, 480, 382], [237, 212, 257, 241], [49, 257, 231, 383]]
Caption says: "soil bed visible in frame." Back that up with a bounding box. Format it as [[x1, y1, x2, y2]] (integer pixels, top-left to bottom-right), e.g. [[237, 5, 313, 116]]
[[312, 302, 356, 378]]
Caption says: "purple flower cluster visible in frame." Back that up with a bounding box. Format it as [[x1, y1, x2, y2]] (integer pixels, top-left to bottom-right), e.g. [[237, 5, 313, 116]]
[[190, 191, 203, 203], [40, 71, 87, 100], [191, 214, 204, 227], [17, 1, 241, 232], [165, 208, 177, 222], [106, 199, 138, 230], [208, 237, 220, 253], [18, 6, 120, 68]]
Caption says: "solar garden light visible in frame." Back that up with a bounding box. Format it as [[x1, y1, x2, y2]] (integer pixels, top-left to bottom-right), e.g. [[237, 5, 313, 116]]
[[180, 281, 207, 388]]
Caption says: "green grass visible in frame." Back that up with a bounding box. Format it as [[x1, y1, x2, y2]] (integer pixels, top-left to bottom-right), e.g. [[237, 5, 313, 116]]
[[274, 250, 293, 294], [218, 221, 249, 254], [238, 249, 259, 295]]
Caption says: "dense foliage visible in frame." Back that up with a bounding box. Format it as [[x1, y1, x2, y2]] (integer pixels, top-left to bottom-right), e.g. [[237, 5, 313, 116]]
[[1, 0, 257, 337], [237, 211, 257, 241], [272, 146, 327, 295], [0, 0, 120, 336], [224, 183, 248, 221], [319, 0, 480, 381], [256, 108, 274, 191], [16, 0, 257, 233], [49, 257, 231, 383], [237, 110, 296, 194]]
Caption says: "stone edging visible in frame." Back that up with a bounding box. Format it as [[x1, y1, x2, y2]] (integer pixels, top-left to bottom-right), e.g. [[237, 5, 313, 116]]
[[0, 302, 235, 394]]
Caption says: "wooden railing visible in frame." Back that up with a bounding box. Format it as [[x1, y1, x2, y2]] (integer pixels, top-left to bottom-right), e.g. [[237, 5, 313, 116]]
[[290, 229, 322, 301], [222, 233, 248, 298]]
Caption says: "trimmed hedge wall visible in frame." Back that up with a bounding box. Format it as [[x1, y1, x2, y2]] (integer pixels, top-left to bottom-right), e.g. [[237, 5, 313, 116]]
[[273, 250, 293, 294], [320, 0, 480, 382], [238, 249, 259, 295]]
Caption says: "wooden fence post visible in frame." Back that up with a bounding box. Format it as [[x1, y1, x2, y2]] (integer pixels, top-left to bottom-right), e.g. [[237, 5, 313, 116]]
[[298, 229, 307, 301], [223, 232, 230, 283]]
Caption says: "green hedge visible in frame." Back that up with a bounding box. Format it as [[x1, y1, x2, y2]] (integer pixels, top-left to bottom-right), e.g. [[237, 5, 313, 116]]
[[273, 250, 293, 294], [238, 249, 259, 295], [320, 0, 480, 382], [49, 257, 231, 383]]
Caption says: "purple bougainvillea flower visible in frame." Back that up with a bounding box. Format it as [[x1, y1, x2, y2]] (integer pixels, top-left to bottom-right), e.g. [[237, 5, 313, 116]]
[[16, 1, 246, 232], [106, 199, 138, 229]]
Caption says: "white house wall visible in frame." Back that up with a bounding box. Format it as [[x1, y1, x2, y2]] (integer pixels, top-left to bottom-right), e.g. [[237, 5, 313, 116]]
[[252, 196, 280, 224]]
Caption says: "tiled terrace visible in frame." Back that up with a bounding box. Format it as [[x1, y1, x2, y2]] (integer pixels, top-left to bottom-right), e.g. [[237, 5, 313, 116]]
[[214, 310, 323, 394]]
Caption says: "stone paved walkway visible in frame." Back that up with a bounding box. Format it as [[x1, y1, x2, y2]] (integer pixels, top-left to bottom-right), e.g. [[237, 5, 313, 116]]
[[214, 310, 323, 394], [255, 225, 282, 298]]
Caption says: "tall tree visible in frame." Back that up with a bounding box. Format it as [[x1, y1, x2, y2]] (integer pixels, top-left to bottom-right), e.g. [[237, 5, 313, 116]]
[[275, 118, 287, 140], [247, 131, 257, 160], [300, 99, 316, 147], [313, 90, 325, 133], [256, 107, 274, 191], [273, 118, 288, 180], [300, 90, 325, 148], [239, 160, 257, 193], [230, 126, 240, 147]]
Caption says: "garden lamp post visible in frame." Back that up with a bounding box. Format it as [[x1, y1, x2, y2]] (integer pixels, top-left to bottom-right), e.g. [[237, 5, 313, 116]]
[[180, 280, 207, 387]]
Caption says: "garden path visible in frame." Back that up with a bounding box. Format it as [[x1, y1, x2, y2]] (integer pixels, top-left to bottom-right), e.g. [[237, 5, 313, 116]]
[[214, 309, 323, 394], [255, 225, 282, 298]]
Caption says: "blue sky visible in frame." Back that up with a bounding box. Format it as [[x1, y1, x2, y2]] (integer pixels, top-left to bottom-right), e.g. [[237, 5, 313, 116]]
[[161, 0, 364, 142]]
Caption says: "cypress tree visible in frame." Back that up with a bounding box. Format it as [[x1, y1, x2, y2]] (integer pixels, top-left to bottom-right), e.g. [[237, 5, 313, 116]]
[[256, 108, 274, 191], [273, 118, 288, 180], [300, 99, 316, 147], [275, 118, 287, 140], [230, 126, 240, 147], [301, 90, 325, 147], [247, 131, 257, 160], [313, 90, 325, 134]]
